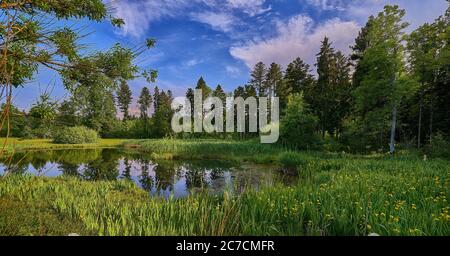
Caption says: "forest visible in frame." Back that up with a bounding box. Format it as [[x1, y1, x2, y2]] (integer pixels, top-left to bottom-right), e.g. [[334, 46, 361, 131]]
[[2, 4, 449, 158]]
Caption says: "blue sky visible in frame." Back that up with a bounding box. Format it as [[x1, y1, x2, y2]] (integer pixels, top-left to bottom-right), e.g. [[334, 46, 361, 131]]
[[14, 0, 448, 114]]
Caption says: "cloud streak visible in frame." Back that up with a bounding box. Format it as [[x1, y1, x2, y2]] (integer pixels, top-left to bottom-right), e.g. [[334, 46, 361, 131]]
[[230, 15, 360, 69]]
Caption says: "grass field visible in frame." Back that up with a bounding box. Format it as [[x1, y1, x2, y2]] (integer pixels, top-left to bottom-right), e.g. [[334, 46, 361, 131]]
[[0, 139, 448, 236], [0, 138, 126, 155]]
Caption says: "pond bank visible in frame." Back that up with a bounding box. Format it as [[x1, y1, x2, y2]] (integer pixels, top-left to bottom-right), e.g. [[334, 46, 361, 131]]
[[0, 138, 126, 155]]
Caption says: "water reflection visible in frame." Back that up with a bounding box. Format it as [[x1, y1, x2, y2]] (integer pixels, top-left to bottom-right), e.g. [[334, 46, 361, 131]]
[[0, 148, 297, 199]]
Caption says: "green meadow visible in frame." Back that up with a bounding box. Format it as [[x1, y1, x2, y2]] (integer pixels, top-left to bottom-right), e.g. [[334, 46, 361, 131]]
[[0, 139, 448, 236]]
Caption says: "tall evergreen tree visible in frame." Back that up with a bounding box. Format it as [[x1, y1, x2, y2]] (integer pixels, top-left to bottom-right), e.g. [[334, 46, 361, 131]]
[[265, 63, 283, 98], [195, 77, 212, 99], [250, 62, 267, 97], [284, 57, 315, 95], [212, 85, 227, 102], [117, 80, 133, 120], [313, 37, 338, 137], [138, 87, 152, 119], [153, 86, 161, 111], [152, 90, 174, 138], [334, 51, 352, 136]]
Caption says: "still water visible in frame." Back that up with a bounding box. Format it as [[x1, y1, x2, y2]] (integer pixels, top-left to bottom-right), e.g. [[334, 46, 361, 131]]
[[0, 148, 297, 199]]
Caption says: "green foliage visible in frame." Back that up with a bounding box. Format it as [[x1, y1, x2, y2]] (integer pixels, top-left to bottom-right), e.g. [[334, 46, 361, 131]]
[[280, 93, 320, 150], [265, 63, 283, 99], [277, 151, 308, 169], [28, 93, 58, 138], [195, 77, 212, 98], [349, 5, 413, 153], [53, 126, 99, 144], [425, 133, 450, 159], [0, 0, 112, 88], [117, 80, 133, 120], [138, 87, 152, 119], [250, 62, 267, 96]]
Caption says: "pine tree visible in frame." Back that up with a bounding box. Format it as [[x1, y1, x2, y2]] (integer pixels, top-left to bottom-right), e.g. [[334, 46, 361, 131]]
[[138, 87, 152, 119], [152, 90, 174, 138], [284, 57, 315, 95], [264, 63, 283, 98], [334, 51, 352, 136], [250, 62, 267, 97], [186, 88, 195, 118], [313, 37, 338, 138], [212, 85, 227, 102], [195, 77, 212, 99], [117, 80, 133, 120], [284, 57, 315, 112], [153, 86, 160, 111]]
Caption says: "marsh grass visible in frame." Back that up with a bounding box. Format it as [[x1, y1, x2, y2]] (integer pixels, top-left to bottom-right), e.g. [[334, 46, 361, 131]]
[[126, 139, 293, 163], [1, 150, 448, 236], [0, 138, 126, 155]]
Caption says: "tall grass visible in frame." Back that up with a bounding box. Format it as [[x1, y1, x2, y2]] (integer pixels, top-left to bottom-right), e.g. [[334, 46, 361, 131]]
[[126, 139, 301, 163], [0, 138, 126, 155], [1, 152, 448, 236]]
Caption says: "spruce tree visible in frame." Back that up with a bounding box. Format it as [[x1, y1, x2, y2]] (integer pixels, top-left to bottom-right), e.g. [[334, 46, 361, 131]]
[[117, 80, 133, 120]]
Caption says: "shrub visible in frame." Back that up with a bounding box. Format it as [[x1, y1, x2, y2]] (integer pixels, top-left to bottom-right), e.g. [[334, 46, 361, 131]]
[[53, 126, 99, 144], [280, 93, 320, 150], [277, 151, 309, 172], [425, 133, 450, 159]]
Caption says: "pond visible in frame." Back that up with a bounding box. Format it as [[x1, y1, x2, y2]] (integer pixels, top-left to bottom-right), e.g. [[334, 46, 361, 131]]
[[0, 148, 297, 199]]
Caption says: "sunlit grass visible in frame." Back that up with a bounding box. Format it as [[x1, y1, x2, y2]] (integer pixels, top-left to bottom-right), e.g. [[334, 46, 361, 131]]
[[0, 138, 126, 155]]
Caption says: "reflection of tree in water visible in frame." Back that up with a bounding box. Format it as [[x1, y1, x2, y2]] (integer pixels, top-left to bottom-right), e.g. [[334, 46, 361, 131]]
[[58, 163, 81, 177], [153, 162, 177, 191], [0, 152, 29, 175], [183, 163, 208, 189], [138, 160, 154, 192], [2, 163, 28, 175], [182, 161, 231, 190], [81, 149, 120, 181], [121, 158, 132, 181]]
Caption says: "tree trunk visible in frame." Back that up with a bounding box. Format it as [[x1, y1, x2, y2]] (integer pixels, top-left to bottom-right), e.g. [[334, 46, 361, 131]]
[[417, 89, 423, 149], [390, 101, 397, 155], [429, 95, 433, 144]]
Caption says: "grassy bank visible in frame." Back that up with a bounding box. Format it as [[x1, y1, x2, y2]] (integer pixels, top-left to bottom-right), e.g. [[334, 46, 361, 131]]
[[0, 138, 126, 155], [1, 149, 448, 236], [125, 139, 315, 163]]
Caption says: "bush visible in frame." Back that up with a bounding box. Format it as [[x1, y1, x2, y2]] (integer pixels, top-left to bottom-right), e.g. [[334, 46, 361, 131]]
[[53, 126, 99, 144], [425, 133, 450, 159], [280, 93, 320, 150], [277, 151, 307, 168]]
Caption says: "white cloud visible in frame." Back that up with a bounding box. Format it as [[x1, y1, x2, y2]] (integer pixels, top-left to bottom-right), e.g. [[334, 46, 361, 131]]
[[190, 11, 236, 33], [185, 59, 203, 67], [226, 0, 272, 16], [226, 65, 241, 76], [305, 0, 347, 11], [230, 14, 360, 69], [113, 0, 272, 37], [112, 0, 192, 38], [303, 0, 448, 30], [343, 0, 448, 31]]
